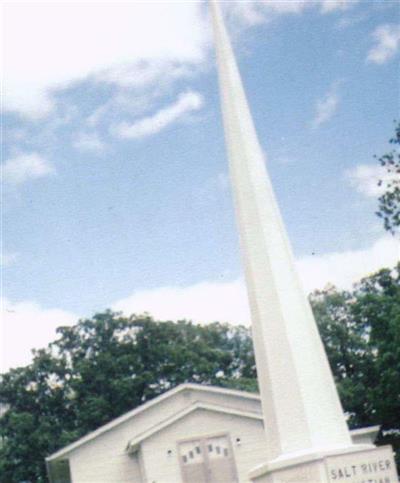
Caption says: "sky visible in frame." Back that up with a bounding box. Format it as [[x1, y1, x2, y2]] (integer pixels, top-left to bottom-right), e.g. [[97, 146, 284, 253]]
[[2, 0, 399, 372]]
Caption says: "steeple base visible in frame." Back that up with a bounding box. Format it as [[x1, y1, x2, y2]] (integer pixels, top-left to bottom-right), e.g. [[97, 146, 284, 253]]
[[250, 445, 398, 483]]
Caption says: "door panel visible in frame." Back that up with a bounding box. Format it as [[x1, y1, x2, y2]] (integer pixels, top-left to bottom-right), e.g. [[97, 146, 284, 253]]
[[179, 439, 208, 483], [179, 435, 238, 483], [206, 436, 239, 483]]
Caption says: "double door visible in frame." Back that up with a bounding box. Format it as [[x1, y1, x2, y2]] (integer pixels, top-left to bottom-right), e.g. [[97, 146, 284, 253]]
[[179, 434, 239, 483]]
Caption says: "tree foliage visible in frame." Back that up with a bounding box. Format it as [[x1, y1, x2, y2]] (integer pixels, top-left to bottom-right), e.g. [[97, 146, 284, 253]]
[[0, 316, 256, 482], [376, 121, 400, 234], [0, 265, 399, 481], [310, 263, 400, 467]]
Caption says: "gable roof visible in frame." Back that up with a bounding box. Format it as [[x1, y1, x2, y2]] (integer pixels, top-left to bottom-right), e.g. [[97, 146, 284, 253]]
[[126, 401, 263, 453], [46, 383, 260, 462]]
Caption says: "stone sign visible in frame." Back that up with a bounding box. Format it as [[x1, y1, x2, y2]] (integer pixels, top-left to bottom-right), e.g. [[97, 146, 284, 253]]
[[326, 446, 398, 483]]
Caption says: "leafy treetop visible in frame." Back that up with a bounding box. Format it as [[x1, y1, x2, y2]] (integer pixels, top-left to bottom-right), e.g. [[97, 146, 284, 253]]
[[376, 121, 400, 234]]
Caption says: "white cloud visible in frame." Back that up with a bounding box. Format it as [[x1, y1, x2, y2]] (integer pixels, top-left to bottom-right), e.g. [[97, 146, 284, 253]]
[[367, 24, 400, 64], [312, 82, 340, 128], [345, 164, 397, 198], [113, 279, 251, 326], [3, 236, 397, 370], [100, 60, 196, 90], [0, 298, 78, 372], [113, 236, 399, 326], [4, 1, 362, 119], [320, 0, 357, 14], [2, 152, 54, 185], [335, 12, 367, 30], [3, 2, 209, 118], [297, 236, 399, 293], [85, 90, 161, 130], [113, 91, 204, 139], [226, 1, 306, 27], [73, 131, 106, 154], [228, 0, 357, 27], [0, 252, 18, 267]]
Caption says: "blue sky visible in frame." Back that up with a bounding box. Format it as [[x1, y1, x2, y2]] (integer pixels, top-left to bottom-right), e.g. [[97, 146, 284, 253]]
[[2, 0, 399, 370]]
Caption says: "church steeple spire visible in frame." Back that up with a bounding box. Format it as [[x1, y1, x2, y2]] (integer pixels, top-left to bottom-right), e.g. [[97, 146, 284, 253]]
[[210, 0, 354, 464]]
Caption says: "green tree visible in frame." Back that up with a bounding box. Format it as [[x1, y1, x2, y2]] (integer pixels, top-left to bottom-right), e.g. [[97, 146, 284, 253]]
[[352, 265, 400, 461], [376, 121, 400, 234], [0, 314, 256, 482], [310, 287, 376, 428], [310, 263, 400, 467], [1, 266, 399, 481]]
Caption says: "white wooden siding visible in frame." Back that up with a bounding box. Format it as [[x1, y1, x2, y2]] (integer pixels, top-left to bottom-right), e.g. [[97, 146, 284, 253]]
[[66, 391, 191, 482], [141, 409, 268, 483]]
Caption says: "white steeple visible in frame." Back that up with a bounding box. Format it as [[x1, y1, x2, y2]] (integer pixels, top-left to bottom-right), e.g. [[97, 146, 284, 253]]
[[209, 0, 354, 464]]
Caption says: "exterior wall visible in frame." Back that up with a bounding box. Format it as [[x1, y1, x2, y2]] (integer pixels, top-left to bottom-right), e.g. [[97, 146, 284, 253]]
[[351, 433, 375, 446], [66, 390, 192, 482], [55, 387, 262, 482], [69, 444, 141, 482], [141, 408, 268, 483]]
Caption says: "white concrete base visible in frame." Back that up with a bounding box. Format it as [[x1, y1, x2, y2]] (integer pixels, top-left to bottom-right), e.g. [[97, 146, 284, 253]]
[[250, 445, 398, 483]]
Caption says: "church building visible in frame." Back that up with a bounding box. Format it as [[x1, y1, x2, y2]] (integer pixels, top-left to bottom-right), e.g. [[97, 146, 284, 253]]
[[46, 384, 379, 483]]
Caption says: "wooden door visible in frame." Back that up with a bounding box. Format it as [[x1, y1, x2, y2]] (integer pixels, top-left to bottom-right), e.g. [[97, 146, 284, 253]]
[[205, 435, 239, 483], [179, 435, 238, 483], [179, 439, 208, 483]]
